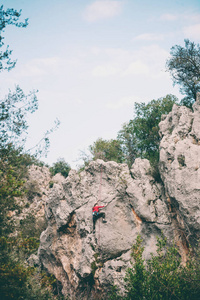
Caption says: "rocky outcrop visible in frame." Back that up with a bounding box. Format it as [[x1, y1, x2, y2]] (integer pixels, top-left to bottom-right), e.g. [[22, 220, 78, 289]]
[[11, 165, 51, 235], [35, 99, 200, 299], [38, 158, 170, 298], [159, 98, 200, 255]]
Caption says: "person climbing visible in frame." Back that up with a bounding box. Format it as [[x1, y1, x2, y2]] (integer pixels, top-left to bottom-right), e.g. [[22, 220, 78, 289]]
[[92, 203, 107, 232]]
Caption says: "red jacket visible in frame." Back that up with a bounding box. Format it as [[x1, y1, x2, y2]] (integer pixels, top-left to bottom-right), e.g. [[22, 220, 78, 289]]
[[92, 205, 105, 213]]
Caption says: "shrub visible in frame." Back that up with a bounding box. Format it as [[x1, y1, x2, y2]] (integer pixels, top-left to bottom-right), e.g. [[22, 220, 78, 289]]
[[50, 158, 71, 178], [109, 235, 200, 300]]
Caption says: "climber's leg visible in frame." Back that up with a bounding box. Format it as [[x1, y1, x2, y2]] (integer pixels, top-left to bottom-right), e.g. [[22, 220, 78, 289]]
[[93, 215, 96, 232], [93, 212, 100, 232], [102, 212, 107, 223], [93, 212, 106, 232], [99, 212, 107, 223]]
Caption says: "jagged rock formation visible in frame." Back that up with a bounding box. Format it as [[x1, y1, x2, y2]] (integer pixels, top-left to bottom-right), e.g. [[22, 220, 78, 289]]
[[10, 165, 50, 236], [36, 99, 200, 299], [159, 97, 200, 258]]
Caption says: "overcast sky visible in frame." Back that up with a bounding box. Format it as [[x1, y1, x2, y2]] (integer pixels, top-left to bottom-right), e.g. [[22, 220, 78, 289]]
[[1, 0, 200, 168]]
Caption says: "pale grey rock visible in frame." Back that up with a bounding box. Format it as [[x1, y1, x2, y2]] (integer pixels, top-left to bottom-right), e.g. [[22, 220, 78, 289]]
[[38, 159, 173, 299], [159, 100, 200, 249], [191, 94, 200, 141], [34, 100, 200, 299], [27, 254, 40, 267], [13, 165, 51, 231]]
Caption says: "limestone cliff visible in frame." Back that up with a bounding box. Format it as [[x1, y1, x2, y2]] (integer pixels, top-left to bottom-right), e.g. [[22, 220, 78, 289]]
[[30, 99, 200, 299]]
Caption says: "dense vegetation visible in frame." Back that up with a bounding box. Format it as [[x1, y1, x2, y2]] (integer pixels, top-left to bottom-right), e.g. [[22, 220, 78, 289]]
[[0, 6, 61, 299], [50, 158, 71, 178], [109, 235, 200, 300], [81, 94, 178, 173], [166, 39, 200, 108], [0, 5, 28, 72], [83, 39, 200, 171], [0, 2, 200, 298], [118, 94, 178, 167]]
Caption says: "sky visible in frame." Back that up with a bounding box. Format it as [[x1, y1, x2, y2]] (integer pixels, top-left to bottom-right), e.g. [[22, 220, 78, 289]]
[[1, 0, 200, 169]]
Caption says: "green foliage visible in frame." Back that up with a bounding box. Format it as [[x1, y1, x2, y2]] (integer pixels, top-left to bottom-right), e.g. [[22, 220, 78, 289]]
[[91, 261, 98, 276], [0, 85, 60, 158], [25, 179, 41, 201], [166, 39, 200, 107], [0, 145, 27, 236], [0, 86, 38, 148], [49, 181, 54, 188], [50, 157, 71, 178], [19, 213, 46, 241], [0, 257, 32, 299], [79, 95, 177, 174], [0, 207, 54, 300], [0, 5, 60, 298], [107, 285, 121, 300], [110, 235, 200, 300], [93, 252, 100, 262], [118, 94, 178, 168], [23, 270, 58, 300], [117, 121, 138, 168], [0, 237, 58, 300], [89, 138, 124, 163], [0, 236, 31, 299], [124, 235, 147, 299], [177, 154, 186, 167], [0, 5, 28, 72], [78, 137, 124, 170]]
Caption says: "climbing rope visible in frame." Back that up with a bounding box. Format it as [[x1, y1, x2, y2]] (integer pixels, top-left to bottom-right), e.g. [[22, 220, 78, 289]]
[[97, 164, 103, 204], [97, 164, 103, 248]]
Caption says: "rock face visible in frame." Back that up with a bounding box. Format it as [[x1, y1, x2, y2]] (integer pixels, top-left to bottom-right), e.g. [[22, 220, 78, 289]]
[[12, 165, 50, 235], [37, 100, 200, 299], [159, 99, 200, 253]]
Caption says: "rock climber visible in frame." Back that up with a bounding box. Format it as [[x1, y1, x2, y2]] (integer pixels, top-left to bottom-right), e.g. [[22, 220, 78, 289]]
[[92, 203, 107, 232]]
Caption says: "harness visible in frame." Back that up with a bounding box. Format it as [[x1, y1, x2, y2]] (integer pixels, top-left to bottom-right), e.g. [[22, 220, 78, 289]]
[[93, 211, 99, 217]]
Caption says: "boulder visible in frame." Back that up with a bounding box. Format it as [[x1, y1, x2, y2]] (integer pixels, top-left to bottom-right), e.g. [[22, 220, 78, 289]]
[[38, 159, 174, 298], [159, 99, 200, 251], [36, 99, 200, 299]]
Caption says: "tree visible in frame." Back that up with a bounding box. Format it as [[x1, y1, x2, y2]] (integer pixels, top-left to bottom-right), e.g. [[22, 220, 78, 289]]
[[117, 121, 139, 168], [50, 158, 71, 178], [89, 138, 124, 163], [0, 92, 40, 299], [0, 85, 38, 149], [166, 39, 200, 107], [118, 95, 178, 167], [110, 235, 200, 300], [78, 138, 124, 171], [0, 86, 41, 238], [0, 5, 28, 72], [0, 6, 61, 299]]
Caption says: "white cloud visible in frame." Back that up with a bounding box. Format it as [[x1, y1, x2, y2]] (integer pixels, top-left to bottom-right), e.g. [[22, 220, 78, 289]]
[[35, 57, 61, 67], [91, 44, 169, 79], [133, 33, 164, 41], [183, 23, 200, 40], [20, 64, 47, 77], [136, 45, 169, 64], [122, 60, 149, 76], [182, 13, 200, 23], [18, 57, 61, 78], [160, 13, 178, 21], [92, 64, 119, 76], [106, 96, 140, 109], [92, 60, 149, 77], [83, 0, 123, 22]]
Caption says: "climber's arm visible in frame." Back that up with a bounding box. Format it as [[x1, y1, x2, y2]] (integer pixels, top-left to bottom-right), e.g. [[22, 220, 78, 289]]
[[97, 205, 105, 209]]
